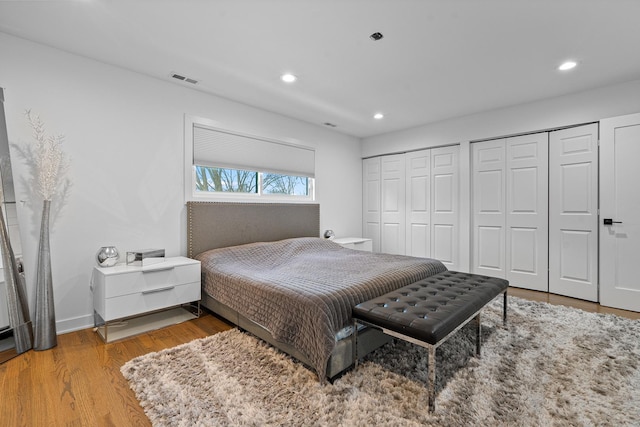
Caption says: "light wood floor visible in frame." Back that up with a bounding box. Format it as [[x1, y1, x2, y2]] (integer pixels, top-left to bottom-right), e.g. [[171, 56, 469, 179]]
[[1, 289, 638, 427]]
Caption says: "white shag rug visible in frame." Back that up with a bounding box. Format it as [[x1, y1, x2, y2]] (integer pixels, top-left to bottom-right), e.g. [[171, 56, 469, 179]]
[[121, 297, 640, 426]]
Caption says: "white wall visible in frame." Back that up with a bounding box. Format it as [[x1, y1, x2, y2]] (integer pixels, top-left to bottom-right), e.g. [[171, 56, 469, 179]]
[[362, 78, 640, 157], [0, 33, 363, 333]]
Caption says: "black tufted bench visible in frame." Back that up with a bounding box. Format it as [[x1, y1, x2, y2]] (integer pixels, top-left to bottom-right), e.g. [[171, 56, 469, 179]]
[[352, 271, 509, 412]]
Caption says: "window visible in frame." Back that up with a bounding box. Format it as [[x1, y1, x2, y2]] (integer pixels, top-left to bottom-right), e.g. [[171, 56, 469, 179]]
[[185, 116, 315, 201], [263, 173, 309, 196], [194, 166, 310, 197], [195, 167, 258, 194]]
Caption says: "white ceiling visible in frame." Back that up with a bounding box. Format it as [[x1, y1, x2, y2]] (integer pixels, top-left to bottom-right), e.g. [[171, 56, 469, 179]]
[[1, 0, 640, 138]]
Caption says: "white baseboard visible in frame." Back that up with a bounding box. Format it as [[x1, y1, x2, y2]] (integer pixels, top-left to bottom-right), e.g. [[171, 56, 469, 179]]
[[56, 313, 94, 335]]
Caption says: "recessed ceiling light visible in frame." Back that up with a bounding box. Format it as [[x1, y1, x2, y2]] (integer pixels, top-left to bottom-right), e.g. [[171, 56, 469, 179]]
[[558, 61, 577, 71], [373, 113, 384, 120], [281, 73, 297, 83]]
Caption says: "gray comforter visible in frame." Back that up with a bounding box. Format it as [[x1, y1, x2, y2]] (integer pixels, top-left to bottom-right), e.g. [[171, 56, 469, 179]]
[[196, 237, 446, 379]]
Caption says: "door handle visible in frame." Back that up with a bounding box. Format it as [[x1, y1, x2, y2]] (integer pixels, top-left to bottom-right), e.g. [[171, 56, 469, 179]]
[[603, 218, 622, 225]]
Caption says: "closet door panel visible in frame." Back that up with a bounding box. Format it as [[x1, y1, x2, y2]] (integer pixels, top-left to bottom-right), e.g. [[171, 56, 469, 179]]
[[472, 140, 506, 278], [381, 154, 406, 255], [362, 157, 381, 252], [433, 224, 454, 264], [477, 226, 504, 270], [477, 170, 503, 212], [549, 124, 598, 301], [405, 150, 430, 257], [509, 227, 538, 273], [505, 133, 548, 291], [431, 146, 459, 269]]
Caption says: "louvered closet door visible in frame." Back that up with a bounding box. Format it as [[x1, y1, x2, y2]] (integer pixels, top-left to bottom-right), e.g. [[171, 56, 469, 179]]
[[362, 157, 381, 253], [472, 139, 507, 278], [380, 154, 406, 255], [506, 133, 548, 291], [405, 150, 431, 257], [431, 146, 459, 270], [549, 124, 598, 301]]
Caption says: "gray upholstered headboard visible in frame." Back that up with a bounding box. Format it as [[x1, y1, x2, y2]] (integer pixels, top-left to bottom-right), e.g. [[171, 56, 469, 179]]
[[186, 201, 320, 258]]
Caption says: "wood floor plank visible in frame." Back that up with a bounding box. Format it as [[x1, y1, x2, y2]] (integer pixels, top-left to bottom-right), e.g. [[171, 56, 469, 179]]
[[0, 297, 636, 426], [508, 287, 640, 319], [60, 331, 115, 425]]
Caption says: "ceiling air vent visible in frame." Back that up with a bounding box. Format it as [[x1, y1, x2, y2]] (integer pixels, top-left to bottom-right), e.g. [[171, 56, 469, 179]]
[[171, 73, 199, 84]]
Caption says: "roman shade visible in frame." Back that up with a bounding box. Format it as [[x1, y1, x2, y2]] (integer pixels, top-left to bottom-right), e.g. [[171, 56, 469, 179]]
[[193, 124, 315, 178]]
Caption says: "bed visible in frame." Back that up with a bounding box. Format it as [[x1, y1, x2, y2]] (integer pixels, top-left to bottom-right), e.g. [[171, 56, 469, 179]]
[[187, 201, 447, 380]]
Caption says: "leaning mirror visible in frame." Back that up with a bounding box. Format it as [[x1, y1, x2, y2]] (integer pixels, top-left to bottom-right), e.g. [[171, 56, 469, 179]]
[[0, 87, 32, 364]]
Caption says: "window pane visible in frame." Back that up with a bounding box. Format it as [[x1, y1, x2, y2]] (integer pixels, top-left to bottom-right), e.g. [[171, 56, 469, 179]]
[[262, 173, 309, 196], [195, 166, 258, 193]]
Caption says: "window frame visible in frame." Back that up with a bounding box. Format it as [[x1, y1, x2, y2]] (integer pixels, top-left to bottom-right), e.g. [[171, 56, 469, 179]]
[[184, 115, 316, 203]]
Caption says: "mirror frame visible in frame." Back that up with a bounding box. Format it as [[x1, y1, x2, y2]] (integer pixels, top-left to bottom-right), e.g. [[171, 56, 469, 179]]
[[0, 87, 33, 363]]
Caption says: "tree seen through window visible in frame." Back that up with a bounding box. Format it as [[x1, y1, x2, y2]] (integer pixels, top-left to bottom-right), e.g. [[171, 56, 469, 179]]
[[195, 166, 309, 196]]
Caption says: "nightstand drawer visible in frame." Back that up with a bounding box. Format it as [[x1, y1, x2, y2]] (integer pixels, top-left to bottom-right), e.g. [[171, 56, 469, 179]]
[[334, 237, 373, 252], [103, 263, 200, 298], [102, 281, 200, 320]]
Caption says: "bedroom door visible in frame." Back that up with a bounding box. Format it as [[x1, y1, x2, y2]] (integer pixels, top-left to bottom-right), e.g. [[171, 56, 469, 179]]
[[600, 112, 640, 312], [363, 157, 381, 253], [380, 154, 406, 255], [405, 150, 431, 257], [548, 124, 599, 301]]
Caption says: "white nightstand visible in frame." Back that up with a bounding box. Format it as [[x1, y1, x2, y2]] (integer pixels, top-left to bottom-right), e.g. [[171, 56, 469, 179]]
[[91, 256, 201, 342], [333, 237, 373, 252]]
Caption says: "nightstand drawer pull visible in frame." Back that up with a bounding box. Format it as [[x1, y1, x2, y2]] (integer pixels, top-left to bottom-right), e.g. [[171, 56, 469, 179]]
[[142, 286, 175, 295], [142, 266, 175, 273]]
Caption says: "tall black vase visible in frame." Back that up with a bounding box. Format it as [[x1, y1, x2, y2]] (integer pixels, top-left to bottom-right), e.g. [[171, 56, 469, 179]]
[[33, 199, 56, 350]]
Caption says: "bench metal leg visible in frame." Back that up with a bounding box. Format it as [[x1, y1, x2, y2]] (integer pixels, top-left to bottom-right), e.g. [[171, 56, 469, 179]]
[[476, 313, 481, 356], [503, 290, 508, 326], [353, 320, 359, 370], [428, 345, 436, 412]]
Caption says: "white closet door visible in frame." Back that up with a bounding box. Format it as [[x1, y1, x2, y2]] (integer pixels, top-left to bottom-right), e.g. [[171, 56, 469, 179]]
[[549, 124, 598, 301], [405, 150, 431, 257], [472, 139, 506, 278], [505, 133, 548, 291], [431, 146, 459, 270], [381, 154, 406, 255], [362, 157, 381, 252]]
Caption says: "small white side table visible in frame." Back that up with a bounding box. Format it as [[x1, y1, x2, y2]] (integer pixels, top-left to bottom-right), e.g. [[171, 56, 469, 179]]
[[333, 237, 373, 252], [91, 256, 201, 342]]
